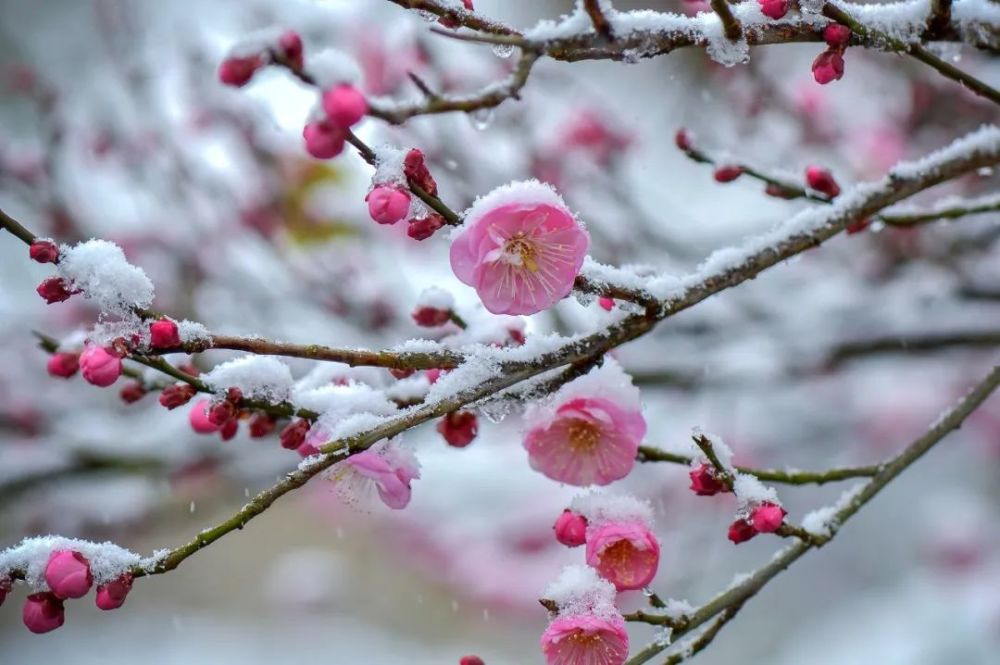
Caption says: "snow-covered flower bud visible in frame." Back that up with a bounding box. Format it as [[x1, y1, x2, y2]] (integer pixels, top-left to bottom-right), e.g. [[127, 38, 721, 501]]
[[80, 345, 123, 387], [160, 384, 196, 410], [366, 185, 411, 225], [823, 24, 852, 48], [758, 0, 789, 19], [749, 501, 787, 533], [389, 368, 416, 380], [207, 399, 238, 427], [277, 30, 304, 70], [553, 509, 588, 548], [403, 148, 437, 195], [95, 574, 132, 611], [812, 49, 845, 85], [689, 463, 727, 496], [303, 120, 346, 159], [22, 593, 64, 634], [713, 165, 744, 183], [45, 550, 92, 599], [280, 418, 311, 449], [728, 518, 757, 544], [36, 276, 74, 304], [412, 306, 452, 327], [218, 55, 264, 87], [407, 214, 446, 241], [674, 128, 693, 151], [805, 165, 841, 198], [119, 380, 146, 404], [149, 319, 181, 349], [47, 352, 79, 379], [189, 399, 219, 433], [436, 411, 478, 447], [321, 84, 368, 129], [249, 413, 277, 438], [29, 239, 59, 263], [439, 0, 474, 29], [598, 297, 615, 311]]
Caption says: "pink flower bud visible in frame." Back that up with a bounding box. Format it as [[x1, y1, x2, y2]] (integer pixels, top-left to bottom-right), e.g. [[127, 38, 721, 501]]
[[459, 657, 484, 665], [508, 328, 526, 346], [302, 120, 346, 159], [846, 217, 870, 234], [403, 148, 437, 195], [218, 55, 263, 87], [45, 550, 92, 599], [47, 352, 79, 379], [823, 24, 852, 48], [29, 239, 59, 263], [389, 367, 416, 380], [812, 49, 845, 85], [22, 592, 64, 634], [249, 413, 277, 438], [407, 214, 445, 241], [674, 128, 692, 151], [758, 0, 790, 19], [439, 0, 474, 29], [804, 165, 841, 198], [297, 441, 320, 457], [95, 574, 132, 611], [160, 384, 196, 410], [278, 30, 304, 70], [412, 306, 451, 327], [728, 518, 757, 544], [207, 400, 238, 427], [688, 463, 727, 496], [280, 418, 311, 449], [598, 297, 615, 311], [436, 411, 478, 447], [713, 165, 744, 183], [749, 502, 787, 533], [366, 185, 411, 225], [219, 418, 239, 441], [36, 276, 74, 304], [189, 399, 220, 433], [80, 345, 123, 387], [425, 368, 445, 384], [553, 509, 587, 547], [321, 84, 368, 129], [119, 381, 146, 404], [149, 319, 181, 349], [0, 576, 11, 606]]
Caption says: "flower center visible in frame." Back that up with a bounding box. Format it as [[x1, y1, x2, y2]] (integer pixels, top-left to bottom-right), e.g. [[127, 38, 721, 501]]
[[503, 233, 539, 272], [600, 539, 641, 582], [566, 418, 602, 453]]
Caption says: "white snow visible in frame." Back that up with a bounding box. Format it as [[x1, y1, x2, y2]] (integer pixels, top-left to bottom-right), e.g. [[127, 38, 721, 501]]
[[58, 239, 155, 316], [202, 355, 294, 402], [691, 427, 735, 473], [306, 49, 361, 89], [802, 483, 866, 536], [177, 319, 211, 343], [732, 473, 779, 508], [452, 179, 577, 237], [0, 536, 163, 590], [542, 564, 620, 619], [525, 358, 643, 430], [416, 286, 455, 311], [226, 26, 284, 59], [371, 146, 407, 186], [571, 488, 655, 527]]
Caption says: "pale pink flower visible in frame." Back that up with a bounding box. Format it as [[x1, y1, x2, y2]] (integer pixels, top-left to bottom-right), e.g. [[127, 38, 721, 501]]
[[329, 442, 420, 509], [450, 185, 588, 315], [541, 613, 629, 665], [585, 521, 660, 591], [80, 345, 123, 387], [524, 397, 645, 486]]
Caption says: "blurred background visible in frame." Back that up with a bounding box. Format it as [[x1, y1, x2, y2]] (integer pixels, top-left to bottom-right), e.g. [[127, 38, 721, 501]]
[[1, 1, 998, 663]]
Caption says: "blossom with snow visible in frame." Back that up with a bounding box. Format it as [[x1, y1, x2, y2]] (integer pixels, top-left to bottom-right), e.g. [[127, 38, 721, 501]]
[[45, 550, 93, 599], [450, 181, 589, 316], [95, 574, 132, 611], [523, 361, 645, 486], [585, 520, 660, 591], [540, 565, 629, 665], [328, 441, 420, 510]]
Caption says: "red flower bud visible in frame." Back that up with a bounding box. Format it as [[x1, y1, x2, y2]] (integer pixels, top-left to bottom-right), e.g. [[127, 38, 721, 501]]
[[389, 367, 416, 380], [407, 214, 445, 241], [149, 319, 181, 349], [728, 518, 757, 544], [674, 128, 693, 151], [29, 239, 59, 263], [280, 418, 311, 449], [403, 148, 437, 195], [436, 410, 478, 447], [459, 657, 485, 665], [219, 418, 239, 441], [812, 49, 845, 85], [758, 0, 790, 20], [36, 277, 75, 304], [804, 165, 841, 198], [846, 217, 870, 234], [412, 306, 452, 327], [119, 380, 146, 404], [218, 55, 264, 87], [553, 509, 588, 547], [823, 24, 852, 48], [159, 384, 197, 409], [749, 502, 787, 533], [278, 30, 304, 70], [47, 352, 79, 378], [208, 400, 238, 426], [95, 573, 132, 611], [713, 165, 744, 183], [249, 413, 277, 438], [439, 0, 474, 29], [22, 592, 64, 634], [764, 183, 798, 199], [689, 463, 727, 496]]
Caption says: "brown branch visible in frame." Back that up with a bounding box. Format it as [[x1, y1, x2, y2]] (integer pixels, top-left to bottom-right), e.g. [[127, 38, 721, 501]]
[[385, 0, 520, 36], [710, 0, 743, 42], [926, 0, 953, 39], [825, 330, 1000, 367], [583, 0, 614, 39]]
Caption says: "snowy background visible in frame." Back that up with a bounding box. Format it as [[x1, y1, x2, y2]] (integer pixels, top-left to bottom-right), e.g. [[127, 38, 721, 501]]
[[1, 1, 999, 663]]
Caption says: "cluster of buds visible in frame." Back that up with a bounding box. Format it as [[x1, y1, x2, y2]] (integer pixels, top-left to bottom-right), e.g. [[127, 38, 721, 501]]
[[187, 388, 244, 441], [218, 29, 302, 87], [279, 418, 315, 456], [813, 24, 852, 85], [12, 550, 132, 634], [303, 83, 368, 159], [365, 149, 446, 240], [728, 502, 788, 544]]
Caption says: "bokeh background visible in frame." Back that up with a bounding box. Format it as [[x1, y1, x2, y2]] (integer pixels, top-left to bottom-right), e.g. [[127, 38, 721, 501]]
[[1, 1, 998, 663]]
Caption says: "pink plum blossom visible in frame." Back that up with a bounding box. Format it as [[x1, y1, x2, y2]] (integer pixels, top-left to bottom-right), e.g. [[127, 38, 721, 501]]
[[321, 84, 368, 129], [541, 613, 629, 665], [44, 550, 93, 599], [22, 592, 65, 634], [524, 397, 645, 486], [189, 399, 220, 434], [366, 185, 411, 225], [585, 521, 660, 591], [80, 345, 123, 387], [750, 502, 787, 533], [303, 120, 346, 159], [450, 186, 589, 315], [329, 442, 420, 509]]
